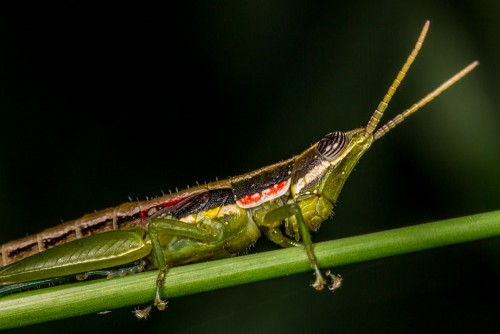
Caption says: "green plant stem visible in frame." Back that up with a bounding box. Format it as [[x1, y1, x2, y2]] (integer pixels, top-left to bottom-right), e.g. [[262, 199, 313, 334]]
[[1, 210, 500, 329]]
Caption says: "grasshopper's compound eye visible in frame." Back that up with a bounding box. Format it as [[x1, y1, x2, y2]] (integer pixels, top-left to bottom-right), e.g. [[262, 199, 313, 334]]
[[317, 131, 346, 159]]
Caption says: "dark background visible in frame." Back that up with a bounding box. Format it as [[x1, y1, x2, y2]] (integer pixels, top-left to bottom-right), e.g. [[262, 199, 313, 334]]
[[1, 1, 499, 333]]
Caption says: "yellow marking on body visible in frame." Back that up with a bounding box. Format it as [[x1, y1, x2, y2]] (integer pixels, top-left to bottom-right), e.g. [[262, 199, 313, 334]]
[[179, 204, 242, 224], [203, 204, 241, 218], [203, 207, 221, 219]]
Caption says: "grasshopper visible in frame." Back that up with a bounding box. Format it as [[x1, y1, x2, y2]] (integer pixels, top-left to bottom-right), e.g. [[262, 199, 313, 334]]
[[0, 21, 478, 318]]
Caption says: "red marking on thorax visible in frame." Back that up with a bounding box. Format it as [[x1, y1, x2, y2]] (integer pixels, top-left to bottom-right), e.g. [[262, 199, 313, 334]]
[[140, 195, 188, 220], [238, 192, 262, 206], [238, 179, 290, 207]]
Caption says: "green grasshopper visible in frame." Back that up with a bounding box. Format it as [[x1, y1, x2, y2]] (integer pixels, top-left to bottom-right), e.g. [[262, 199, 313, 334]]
[[0, 20, 478, 319]]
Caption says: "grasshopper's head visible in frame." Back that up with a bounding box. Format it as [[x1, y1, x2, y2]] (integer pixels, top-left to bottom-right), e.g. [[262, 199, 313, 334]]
[[290, 20, 478, 232], [315, 128, 373, 205], [290, 127, 372, 208], [288, 128, 372, 232]]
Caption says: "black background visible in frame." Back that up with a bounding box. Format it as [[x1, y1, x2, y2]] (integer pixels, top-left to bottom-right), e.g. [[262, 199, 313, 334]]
[[1, 1, 499, 333]]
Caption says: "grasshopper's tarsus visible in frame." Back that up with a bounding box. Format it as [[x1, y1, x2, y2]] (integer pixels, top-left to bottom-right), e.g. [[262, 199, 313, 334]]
[[311, 272, 326, 291], [133, 304, 152, 320], [311, 270, 342, 292], [154, 269, 168, 311], [155, 298, 169, 311], [133, 283, 169, 320], [325, 270, 343, 292], [131, 261, 170, 320]]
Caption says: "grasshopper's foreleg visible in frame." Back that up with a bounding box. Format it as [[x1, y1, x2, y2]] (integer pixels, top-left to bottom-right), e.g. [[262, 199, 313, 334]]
[[138, 217, 221, 318], [261, 203, 334, 291]]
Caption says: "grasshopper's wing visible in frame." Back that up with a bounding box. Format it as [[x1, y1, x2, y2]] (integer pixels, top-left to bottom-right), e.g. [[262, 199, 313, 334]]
[[0, 228, 152, 285]]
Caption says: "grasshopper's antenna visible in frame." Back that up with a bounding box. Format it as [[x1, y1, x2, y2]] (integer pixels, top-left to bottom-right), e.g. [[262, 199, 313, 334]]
[[365, 20, 430, 136], [373, 60, 479, 140]]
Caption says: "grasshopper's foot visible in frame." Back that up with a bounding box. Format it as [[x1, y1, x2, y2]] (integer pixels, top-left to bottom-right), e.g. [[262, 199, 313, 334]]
[[133, 305, 152, 320], [132, 298, 169, 320], [155, 297, 169, 311], [311, 269, 343, 291], [310, 271, 326, 291], [325, 270, 343, 292]]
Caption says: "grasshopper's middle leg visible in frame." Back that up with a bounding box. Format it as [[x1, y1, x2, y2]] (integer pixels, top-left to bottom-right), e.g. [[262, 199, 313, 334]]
[[136, 217, 221, 318]]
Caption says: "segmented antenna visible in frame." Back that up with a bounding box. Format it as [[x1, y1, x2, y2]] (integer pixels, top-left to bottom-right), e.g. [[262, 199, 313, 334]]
[[365, 20, 430, 135], [374, 61, 479, 140]]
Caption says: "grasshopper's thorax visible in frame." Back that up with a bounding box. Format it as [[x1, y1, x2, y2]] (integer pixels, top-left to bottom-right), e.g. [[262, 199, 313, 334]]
[[290, 128, 373, 231]]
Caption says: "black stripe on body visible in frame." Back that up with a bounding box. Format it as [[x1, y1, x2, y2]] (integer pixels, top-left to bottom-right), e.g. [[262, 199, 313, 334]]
[[141, 189, 236, 220], [173, 189, 235, 218], [231, 160, 294, 200]]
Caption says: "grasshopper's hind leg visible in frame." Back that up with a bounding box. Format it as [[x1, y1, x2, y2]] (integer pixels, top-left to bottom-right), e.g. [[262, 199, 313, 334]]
[[134, 216, 221, 319], [75, 260, 147, 281]]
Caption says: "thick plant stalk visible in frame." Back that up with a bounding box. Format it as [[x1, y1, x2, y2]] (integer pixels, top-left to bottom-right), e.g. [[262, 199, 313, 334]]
[[1, 209, 499, 329]]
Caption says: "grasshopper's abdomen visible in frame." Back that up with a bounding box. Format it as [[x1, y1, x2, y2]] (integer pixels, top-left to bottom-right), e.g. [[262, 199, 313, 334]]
[[0, 201, 145, 267], [0, 185, 219, 267]]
